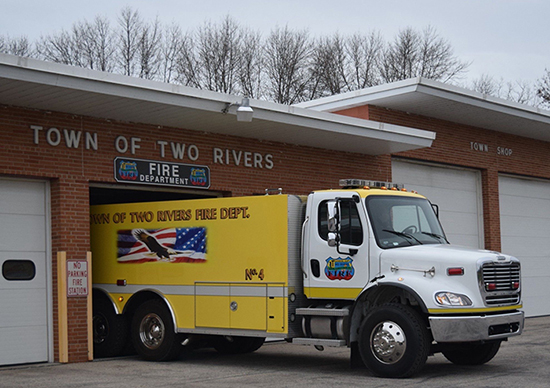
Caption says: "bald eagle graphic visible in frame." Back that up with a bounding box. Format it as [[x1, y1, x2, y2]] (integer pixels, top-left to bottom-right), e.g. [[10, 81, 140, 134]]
[[117, 227, 207, 264], [132, 229, 176, 260]]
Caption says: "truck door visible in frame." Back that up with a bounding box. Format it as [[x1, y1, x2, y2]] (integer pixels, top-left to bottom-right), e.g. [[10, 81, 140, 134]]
[[303, 193, 369, 300]]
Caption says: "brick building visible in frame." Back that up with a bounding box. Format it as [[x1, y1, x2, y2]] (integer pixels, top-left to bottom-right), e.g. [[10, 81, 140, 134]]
[[1, 54, 549, 366]]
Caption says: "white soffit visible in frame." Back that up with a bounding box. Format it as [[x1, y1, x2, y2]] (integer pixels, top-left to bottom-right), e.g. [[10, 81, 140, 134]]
[[297, 78, 550, 142], [0, 54, 434, 155]]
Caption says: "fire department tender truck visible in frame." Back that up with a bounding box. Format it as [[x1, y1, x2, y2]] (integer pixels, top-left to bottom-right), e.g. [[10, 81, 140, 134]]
[[90, 179, 524, 378]]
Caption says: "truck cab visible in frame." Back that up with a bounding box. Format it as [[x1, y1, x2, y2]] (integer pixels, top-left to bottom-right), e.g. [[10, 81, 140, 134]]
[[297, 179, 523, 377]]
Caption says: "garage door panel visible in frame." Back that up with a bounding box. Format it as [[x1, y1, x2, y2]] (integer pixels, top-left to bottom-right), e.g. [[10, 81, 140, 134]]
[[501, 216, 550, 238], [0, 180, 46, 216], [499, 178, 550, 199], [521, 259, 550, 278], [0, 289, 48, 326], [0, 179, 50, 365], [499, 175, 550, 317], [0, 253, 47, 289], [500, 196, 550, 218], [419, 187, 479, 213], [499, 237, 549, 259], [393, 160, 483, 249], [0, 214, 46, 251], [0, 326, 49, 366], [394, 163, 478, 191], [521, 295, 550, 317]]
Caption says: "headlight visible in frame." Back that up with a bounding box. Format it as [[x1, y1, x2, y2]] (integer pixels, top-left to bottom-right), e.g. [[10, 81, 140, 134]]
[[435, 292, 472, 306]]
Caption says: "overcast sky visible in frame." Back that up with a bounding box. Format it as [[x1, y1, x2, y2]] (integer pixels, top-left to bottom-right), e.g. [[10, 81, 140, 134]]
[[1, 0, 548, 87]]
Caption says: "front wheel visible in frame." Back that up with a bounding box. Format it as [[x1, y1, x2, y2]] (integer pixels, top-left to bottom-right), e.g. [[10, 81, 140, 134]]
[[131, 299, 184, 361], [358, 304, 430, 378], [442, 341, 501, 365]]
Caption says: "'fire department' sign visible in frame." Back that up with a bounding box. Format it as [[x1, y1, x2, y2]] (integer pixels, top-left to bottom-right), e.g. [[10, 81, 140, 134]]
[[67, 260, 88, 297]]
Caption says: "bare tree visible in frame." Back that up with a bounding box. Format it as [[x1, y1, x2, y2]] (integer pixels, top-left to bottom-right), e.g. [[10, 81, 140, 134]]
[[264, 25, 312, 104], [36, 16, 116, 71], [73, 16, 116, 71], [195, 16, 243, 94], [0, 35, 32, 57], [536, 69, 550, 108], [472, 74, 501, 96], [381, 27, 419, 82], [138, 17, 162, 79], [117, 6, 142, 76], [238, 28, 263, 99], [160, 23, 185, 83], [381, 26, 467, 83], [36, 29, 82, 66], [471, 75, 537, 105], [174, 32, 201, 88], [309, 33, 348, 98], [346, 31, 384, 89]]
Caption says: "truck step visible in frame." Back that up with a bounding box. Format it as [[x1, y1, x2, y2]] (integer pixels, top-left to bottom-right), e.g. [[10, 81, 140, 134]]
[[292, 338, 347, 347], [295, 307, 349, 317]]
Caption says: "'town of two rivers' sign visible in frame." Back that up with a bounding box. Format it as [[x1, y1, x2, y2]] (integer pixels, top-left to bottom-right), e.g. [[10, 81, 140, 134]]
[[114, 157, 211, 189]]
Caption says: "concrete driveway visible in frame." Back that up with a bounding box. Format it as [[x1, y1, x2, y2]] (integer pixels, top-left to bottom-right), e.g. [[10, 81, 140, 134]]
[[1, 316, 548, 388]]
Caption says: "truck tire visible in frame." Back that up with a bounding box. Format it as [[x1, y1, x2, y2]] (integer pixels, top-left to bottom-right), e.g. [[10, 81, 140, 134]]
[[358, 303, 430, 378], [442, 340, 501, 365], [93, 297, 128, 358], [131, 299, 184, 361], [213, 336, 265, 354]]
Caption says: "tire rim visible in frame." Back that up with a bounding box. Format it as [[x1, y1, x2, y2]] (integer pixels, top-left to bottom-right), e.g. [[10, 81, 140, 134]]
[[139, 313, 165, 350], [370, 321, 406, 364], [93, 313, 108, 344]]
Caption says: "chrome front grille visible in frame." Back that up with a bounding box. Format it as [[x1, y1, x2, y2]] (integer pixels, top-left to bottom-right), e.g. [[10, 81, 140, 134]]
[[481, 262, 521, 306]]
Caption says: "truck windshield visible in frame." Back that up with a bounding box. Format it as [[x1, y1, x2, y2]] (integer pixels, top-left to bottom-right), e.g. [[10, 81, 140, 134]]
[[366, 195, 448, 249]]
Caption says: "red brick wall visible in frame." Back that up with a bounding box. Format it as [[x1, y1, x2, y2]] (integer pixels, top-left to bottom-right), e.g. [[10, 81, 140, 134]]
[[337, 104, 550, 251], [0, 104, 389, 362]]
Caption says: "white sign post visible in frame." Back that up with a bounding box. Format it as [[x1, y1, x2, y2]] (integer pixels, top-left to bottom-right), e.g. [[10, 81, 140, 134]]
[[67, 259, 88, 297]]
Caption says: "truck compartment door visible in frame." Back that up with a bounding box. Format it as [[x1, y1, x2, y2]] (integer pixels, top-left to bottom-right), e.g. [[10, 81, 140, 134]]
[[195, 283, 272, 331]]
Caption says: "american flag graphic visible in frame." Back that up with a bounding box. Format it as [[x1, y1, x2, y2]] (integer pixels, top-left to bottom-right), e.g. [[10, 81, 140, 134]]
[[117, 227, 207, 264]]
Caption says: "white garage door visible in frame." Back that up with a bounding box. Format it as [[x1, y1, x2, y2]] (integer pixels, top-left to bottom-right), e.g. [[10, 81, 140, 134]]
[[0, 179, 51, 365], [392, 160, 484, 248], [499, 175, 550, 317]]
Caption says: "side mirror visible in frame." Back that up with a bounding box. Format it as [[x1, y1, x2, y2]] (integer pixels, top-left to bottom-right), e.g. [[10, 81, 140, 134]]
[[327, 201, 338, 232], [431, 203, 439, 218]]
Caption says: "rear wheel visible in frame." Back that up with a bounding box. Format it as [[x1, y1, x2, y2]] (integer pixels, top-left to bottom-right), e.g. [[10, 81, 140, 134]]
[[213, 336, 265, 354], [358, 304, 430, 378], [131, 299, 184, 361], [93, 297, 127, 358], [442, 341, 501, 365]]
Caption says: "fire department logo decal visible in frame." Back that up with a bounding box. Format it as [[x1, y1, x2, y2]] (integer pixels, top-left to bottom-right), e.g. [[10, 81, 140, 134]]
[[325, 257, 355, 281]]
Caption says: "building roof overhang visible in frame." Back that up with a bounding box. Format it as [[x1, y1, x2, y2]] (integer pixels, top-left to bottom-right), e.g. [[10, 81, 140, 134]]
[[296, 77, 550, 142], [0, 54, 434, 155]]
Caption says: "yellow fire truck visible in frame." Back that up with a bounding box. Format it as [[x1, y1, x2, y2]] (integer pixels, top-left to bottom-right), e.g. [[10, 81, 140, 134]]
[[90, 179, 524, 377]]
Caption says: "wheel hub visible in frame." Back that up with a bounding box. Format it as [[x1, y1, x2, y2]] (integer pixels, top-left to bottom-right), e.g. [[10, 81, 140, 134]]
[[140, 313, 165, 350], [93, 314, 108, 344], [370, 321, 406, 364]]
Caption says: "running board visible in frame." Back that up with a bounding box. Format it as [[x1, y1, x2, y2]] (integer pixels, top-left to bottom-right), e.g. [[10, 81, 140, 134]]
[[295, 307, 350, 317], [292, 338, 347, 347]]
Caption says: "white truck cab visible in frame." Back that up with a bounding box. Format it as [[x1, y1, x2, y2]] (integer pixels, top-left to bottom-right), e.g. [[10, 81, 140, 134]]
[[298, 179, 523, 377]]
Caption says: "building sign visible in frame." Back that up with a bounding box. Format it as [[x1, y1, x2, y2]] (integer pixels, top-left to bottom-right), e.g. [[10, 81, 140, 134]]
[[67, 260, 88, 297], [114, 157, 211, 189], [30, 125, 275, 169]]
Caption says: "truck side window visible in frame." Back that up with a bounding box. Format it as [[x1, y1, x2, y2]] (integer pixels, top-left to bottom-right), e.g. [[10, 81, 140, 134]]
[[318, 200, 363, 246]]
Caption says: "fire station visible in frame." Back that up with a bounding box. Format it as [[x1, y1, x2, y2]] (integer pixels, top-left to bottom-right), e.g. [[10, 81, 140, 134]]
[[1, 52, 549, 366]]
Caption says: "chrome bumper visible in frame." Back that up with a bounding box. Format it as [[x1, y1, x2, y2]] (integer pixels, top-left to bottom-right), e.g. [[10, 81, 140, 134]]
[[429, 311, 524, 342]]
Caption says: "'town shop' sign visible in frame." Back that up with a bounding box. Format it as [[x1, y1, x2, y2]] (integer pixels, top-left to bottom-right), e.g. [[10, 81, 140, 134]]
[[67, 260, 88, 297]]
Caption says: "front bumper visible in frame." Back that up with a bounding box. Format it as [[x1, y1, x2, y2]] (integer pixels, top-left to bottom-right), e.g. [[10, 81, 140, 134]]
[[429, 311, 524, 342]]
